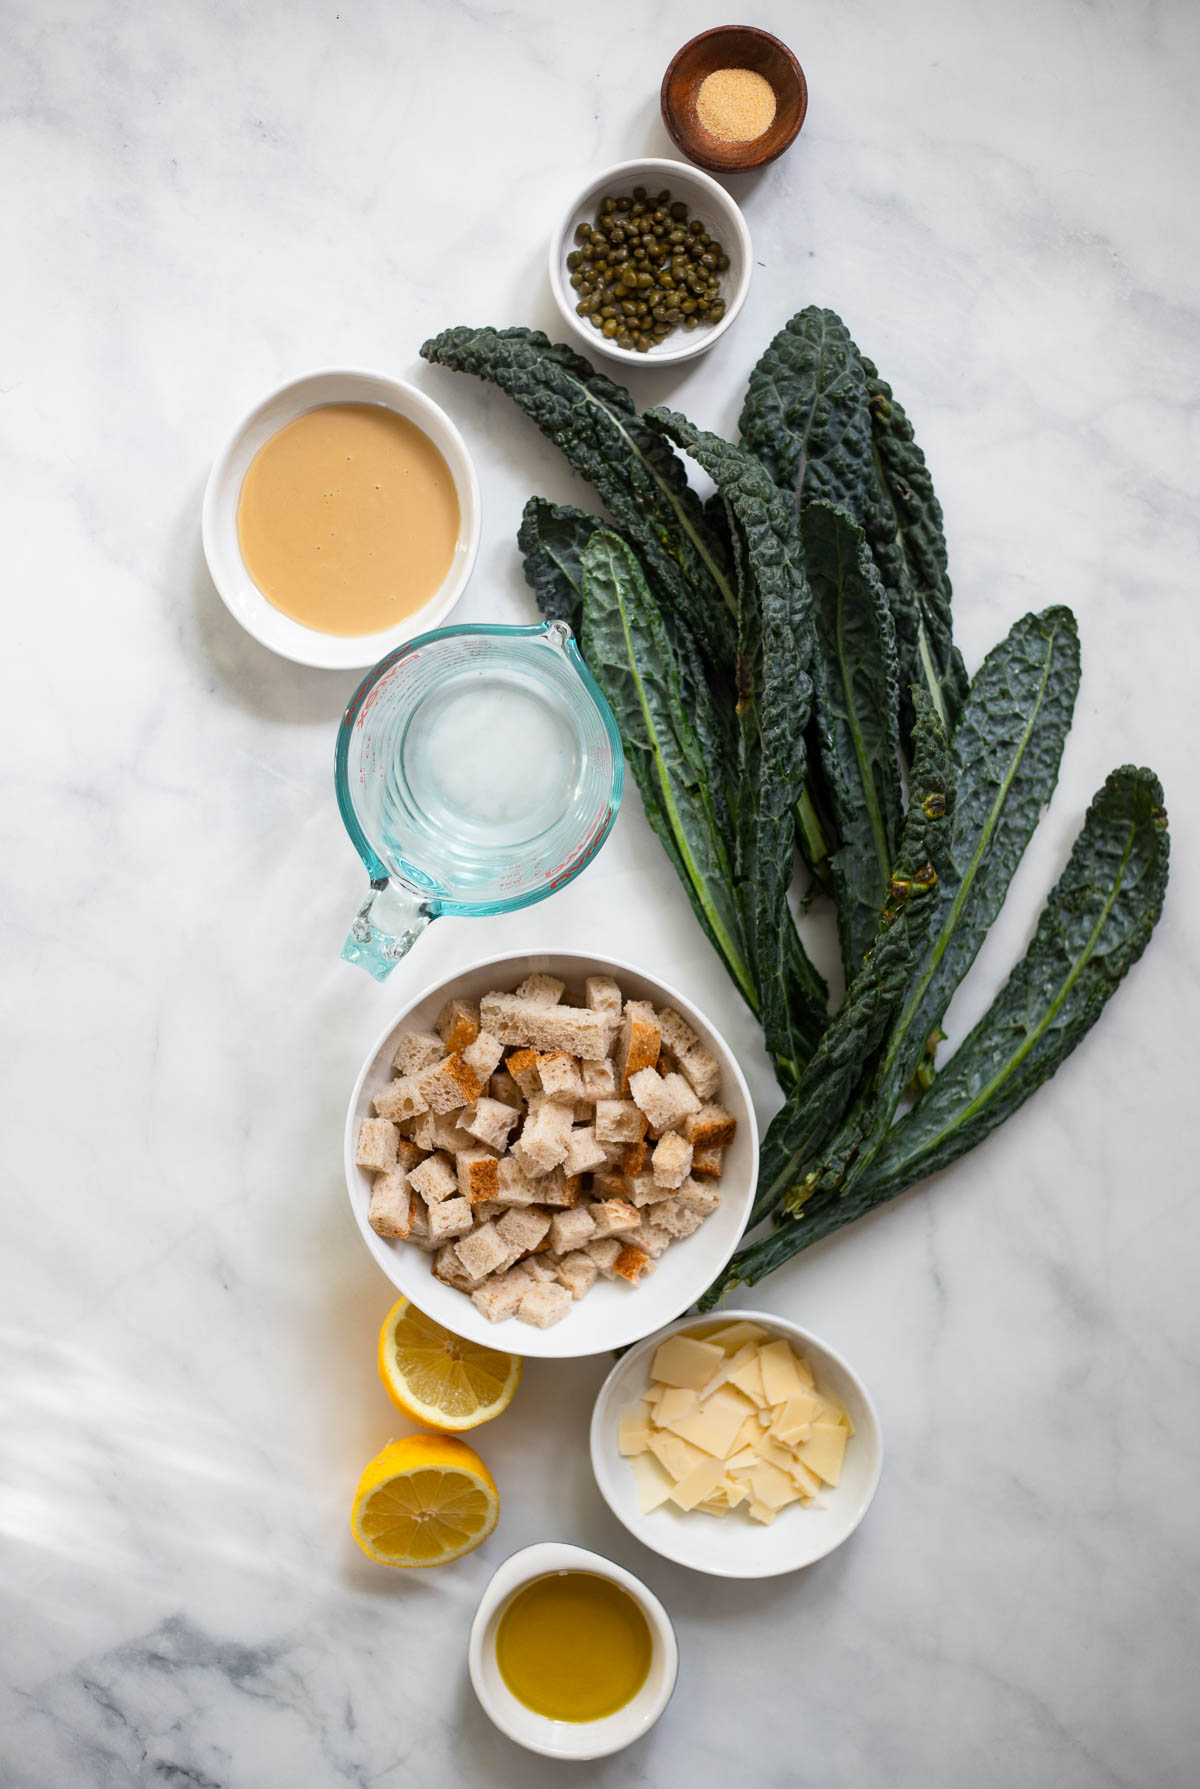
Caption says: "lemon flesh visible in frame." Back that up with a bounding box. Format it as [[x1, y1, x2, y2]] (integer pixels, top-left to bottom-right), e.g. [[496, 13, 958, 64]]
[[351, 1435, 499, 1568], [379, 1297, 521, 1430]]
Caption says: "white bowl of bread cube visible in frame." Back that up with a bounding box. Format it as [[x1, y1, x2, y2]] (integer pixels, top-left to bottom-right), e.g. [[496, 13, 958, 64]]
[[344, 951, 758, 1359], [590, 1310, 883, 1576]]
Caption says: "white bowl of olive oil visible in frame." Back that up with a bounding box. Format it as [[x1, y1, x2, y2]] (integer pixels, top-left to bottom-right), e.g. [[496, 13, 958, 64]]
[[468, 1541, 678, 1758], [202, 369, 481, 669]]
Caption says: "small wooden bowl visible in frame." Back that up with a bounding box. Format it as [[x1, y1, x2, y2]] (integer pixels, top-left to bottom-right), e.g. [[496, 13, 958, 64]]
[[661, 26, 807, 173]]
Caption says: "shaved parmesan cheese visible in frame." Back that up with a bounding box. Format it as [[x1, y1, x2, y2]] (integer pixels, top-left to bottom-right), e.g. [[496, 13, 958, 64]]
[[669, 1457, 729, 1511], [629, 1451, 674, 1513], [651, 1334, 725, 1389], [623, 1325, 855, 1525]]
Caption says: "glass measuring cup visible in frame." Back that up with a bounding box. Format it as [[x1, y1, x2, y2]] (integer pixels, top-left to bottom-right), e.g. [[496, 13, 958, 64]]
[[336, 621, 624, 979]]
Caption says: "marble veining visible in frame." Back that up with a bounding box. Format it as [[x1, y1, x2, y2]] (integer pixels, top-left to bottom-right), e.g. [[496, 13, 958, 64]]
[[2, 0, 1198, 1783]]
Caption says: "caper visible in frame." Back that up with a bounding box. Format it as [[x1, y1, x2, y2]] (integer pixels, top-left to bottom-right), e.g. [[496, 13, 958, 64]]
[[573, 189, 726, 352], [632, 184, 647, 200], [602, 317, 619, 337], [681, 298, 696, 315], [621, 301, 637, 317], [689, 218, 704, 234], [709, 300, 726, 321], [716, 252, 730, 271], [590, 313, 603, 329]]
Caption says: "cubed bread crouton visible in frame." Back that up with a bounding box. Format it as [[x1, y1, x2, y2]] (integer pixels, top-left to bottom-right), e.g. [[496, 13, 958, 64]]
[[409, 1151, 458, 1206], [426, 1195, 473, 1245], [629, 1068, 701, 1136], [427, 1110, 470, 1152], [590, 1169, 629, 1200], [515, 972, 566, 1006], [432, 1242, 478, 1291], [471, 1265, 534, 1323], [418, 1052, 484, 1114], [395, 1137, 425, 1173], [392, 1031, 446, 1077], [537, 1051, 585, 1105], [593, 1098, 648, 1144], [479, 993, 617, 1059], [628, 1218, 672, 1258], [472, 1200, 504, 1222], [675, 1176, 722, 1217], [563, 1125, 609, 1177], [462, 1029, 504, 1084], [496, 1206, 552, 1256], [517, 1280, 573, 1329], [690, 1143, 725, 1179], [679, 1043, 722, 1101], [536, 1167, 581, 1208], [436, 996, 480, 1054], [683, 1103, 737, 1149], [555, 1251, 599, 1300], [586, 1235, 622, 1275], [494, 1157, 538, 1207], [407, 1112, 437, 1152], [548, 1205, 597, 1254], [612, 1245, 654, 1285], [652, 1195, 706, 1239], [367, 1168, 412, 1239], [626, 1173, 675, 1208], [656, 1006, 699, 1062], [621, 1136, 650, 1175], [407, 1196, 434, 1250], [652, 1130, 694, 1189], [457, 1150, 500, 1206], [455, 1221, 511, 1281], [504, 1047, 543, 1101], [489, 1069, 526, 1113], [515, 1101, 574, 1173], [589, 1197, 641, 1240], [584, 975, 623, 1018], [460, 1097, 520, 1153], [522, 1253, 558, 1282], [580, 1057, 618, 1102], [616, 1000, 662, 1093], [356, 1118, 399, 1173]]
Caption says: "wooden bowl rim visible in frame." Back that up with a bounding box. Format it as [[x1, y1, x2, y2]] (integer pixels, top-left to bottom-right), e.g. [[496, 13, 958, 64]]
[[660, 25, 808, 172]]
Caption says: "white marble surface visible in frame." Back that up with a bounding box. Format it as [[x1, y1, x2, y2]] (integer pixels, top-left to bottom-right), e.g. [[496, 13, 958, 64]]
[[3, 0, 1198, 1783]]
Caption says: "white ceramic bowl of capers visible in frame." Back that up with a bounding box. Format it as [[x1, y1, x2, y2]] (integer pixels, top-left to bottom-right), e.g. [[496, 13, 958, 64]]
[[548, 157, 752, 366]]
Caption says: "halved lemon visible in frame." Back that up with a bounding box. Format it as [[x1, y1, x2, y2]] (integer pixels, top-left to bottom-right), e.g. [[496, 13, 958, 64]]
[[351, 1434, 499, 1568], [377, 1295, 521, 1431]]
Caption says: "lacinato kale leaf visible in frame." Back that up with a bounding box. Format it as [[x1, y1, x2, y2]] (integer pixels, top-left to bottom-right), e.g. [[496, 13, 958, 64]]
[[647, 407, 828, 1074], [739, 306, 967, 737], [421, 326, 736, 668], [735, 689, 954, 1233], [800, 500, 904, 978], [578, 530, 755, 1012], [517, 496, 599, 632]]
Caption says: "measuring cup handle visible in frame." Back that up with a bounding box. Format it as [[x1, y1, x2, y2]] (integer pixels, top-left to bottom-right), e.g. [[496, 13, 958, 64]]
[[341, 880, 432, 980]]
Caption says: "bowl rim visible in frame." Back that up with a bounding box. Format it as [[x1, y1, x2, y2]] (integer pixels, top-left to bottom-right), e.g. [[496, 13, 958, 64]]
[[467, 1540, 679, 1759], [547, 155, 752, 367], [659, 26, 809, 173], [589, 1306, 884, 1577], [201, 366, 482, 670], [342, 948, 760, 1358]]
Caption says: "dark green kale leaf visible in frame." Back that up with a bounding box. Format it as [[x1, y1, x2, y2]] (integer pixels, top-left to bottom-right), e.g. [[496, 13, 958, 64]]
[[578, 530, 756, 1013], [646, 407, 828, 1076], [738, 690, 954, 1233], [805, 764, 1169, 1227], [800, 500, 904, 978], [421, 326, 735, 669], [739, 306, 967, 738], [517, 496, 598, 632]]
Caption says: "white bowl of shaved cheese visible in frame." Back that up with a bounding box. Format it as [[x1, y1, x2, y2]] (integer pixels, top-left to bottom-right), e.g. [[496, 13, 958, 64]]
[[345, 951, 758, 1359], [590, 1310, 883, 1576]]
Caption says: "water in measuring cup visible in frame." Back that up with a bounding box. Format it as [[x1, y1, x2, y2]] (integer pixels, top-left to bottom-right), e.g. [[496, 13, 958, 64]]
[[383, 664, 584, 895]]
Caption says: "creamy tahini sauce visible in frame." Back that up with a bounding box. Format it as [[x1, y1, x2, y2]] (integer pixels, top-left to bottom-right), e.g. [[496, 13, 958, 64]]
[[236, 402, 460, 636]]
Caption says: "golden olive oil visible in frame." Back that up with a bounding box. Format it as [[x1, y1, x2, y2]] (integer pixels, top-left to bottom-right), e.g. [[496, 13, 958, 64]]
[[495, 1571, 652, 1721]]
